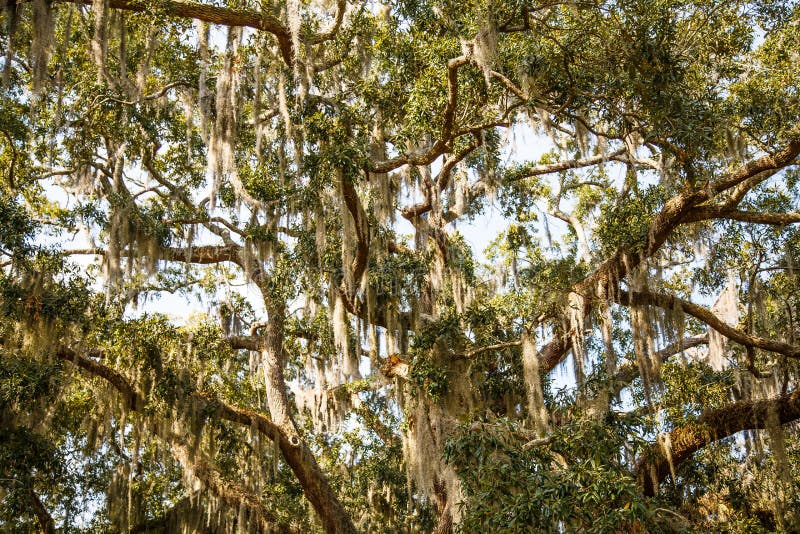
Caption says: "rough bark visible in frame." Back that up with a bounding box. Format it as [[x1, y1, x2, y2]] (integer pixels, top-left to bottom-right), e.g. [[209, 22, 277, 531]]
[[683, 208, 800, 225], [538, 141, 800, 374], [28, 490, 56, 534], [260, 306, 359, 534], [56, 346, 358, 534], [638, 388, 800, 496], [49, 0, 294, 64]]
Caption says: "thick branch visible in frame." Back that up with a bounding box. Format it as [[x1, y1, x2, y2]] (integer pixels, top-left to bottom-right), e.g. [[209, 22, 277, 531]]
[[228, 335, 262, 351], [57, 0, 294, 64], [638, 388, 800, 496], [67, 244, 245, 267], [56, 347, 355, 534], [56, 350, 288, 531], [683, 208, 800, 226], [381, 354, 409, 379], [28, 490, 56, 534], [539, 141, 800, 374], [340, 174, 369, 300], [57, 346, 143, 409], [617, 290, 800, 359]]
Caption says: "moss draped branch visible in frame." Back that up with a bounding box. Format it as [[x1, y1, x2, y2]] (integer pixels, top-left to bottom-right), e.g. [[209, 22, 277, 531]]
[[638, 388, 800, 496], [612, 335, 708, 394], [54, 346, 354, 533], [370, 55, 471, 173], [52, 0, 294, 63], [616, 289, 800, 359], [537, 140, 800, 374]]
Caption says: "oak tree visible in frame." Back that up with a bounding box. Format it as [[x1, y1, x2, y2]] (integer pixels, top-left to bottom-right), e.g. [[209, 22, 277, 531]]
[[1, 0, 800, 531]]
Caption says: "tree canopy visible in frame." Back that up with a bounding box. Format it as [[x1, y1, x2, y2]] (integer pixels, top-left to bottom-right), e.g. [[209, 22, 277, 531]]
[[2, 0, 800, 531]]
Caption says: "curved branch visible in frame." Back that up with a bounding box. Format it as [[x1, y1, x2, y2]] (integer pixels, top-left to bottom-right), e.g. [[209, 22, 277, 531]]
[[616, 289, 800, 360], [55, 346, 356, 533], [401, 134, 482, 220], [310, 0, 346, 44], [57, 346, 143, 410], [638, 388, 800, 496], [340, 173, 369, 301], [370, 56, 470, 173], [437, 133, 482, 190], [58, 0, 294, 64], [538, 140, 800, 374], [505, 148, 627, 182], [55, 350, 292, 530]]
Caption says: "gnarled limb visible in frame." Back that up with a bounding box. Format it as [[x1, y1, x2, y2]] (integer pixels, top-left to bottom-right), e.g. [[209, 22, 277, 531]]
[[371, 56, 471, 173], [55, 346, 358, 534], [401, 133, 483, 221], [537, 140, 800, 374], [310, 0, 346, 44], [54, 0, 295, 64], [638, 388, 800, 496], [339, 172, 369, 305], [616, 290, 800, 360]]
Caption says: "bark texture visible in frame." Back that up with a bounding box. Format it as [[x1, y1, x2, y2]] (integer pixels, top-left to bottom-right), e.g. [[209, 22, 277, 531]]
[[638, 389, 800, 496]]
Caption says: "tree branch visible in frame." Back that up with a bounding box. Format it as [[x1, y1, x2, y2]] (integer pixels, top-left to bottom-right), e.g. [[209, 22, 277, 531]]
[[228, 335, 262, 351], [339, 172, 369, 305], [460, 340, 522, 358], [57, 0, 294, 64], [370, 56, 471, 173], [28, 489, 56, 534], [310, 0, 346, 44], [638, 388, 800, 496], [54, 346, 356, 533], [683, 208, 800, 226], [161, 243, 243, 266], [616, 289, 800, 360], [505, 148, 627, 182], [538, 140, 800, 375], [611, 335, 708, 397], [401, 134, 482, 221]]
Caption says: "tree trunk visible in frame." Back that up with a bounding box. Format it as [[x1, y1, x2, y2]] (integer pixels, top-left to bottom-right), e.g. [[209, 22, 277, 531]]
[[261, 306, 359, 534]]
